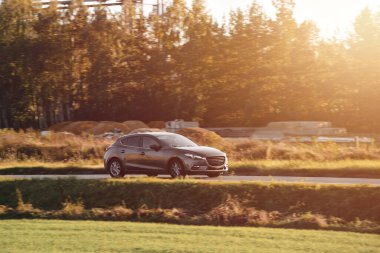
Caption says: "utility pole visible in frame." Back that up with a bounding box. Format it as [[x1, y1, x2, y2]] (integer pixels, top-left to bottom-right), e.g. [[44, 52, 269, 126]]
[[33, 0, 166, 32]]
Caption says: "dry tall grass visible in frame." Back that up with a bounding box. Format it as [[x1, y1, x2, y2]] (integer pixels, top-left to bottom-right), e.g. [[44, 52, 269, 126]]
[[0, 129, 112, 162], [1, 128, 380, 162]]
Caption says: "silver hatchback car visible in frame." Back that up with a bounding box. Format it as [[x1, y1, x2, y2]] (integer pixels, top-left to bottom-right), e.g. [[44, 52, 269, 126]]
[[104, 132, 228, 178]]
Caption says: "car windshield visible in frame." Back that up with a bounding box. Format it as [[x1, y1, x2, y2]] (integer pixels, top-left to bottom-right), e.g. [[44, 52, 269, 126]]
[[157, 134, 197, 147]]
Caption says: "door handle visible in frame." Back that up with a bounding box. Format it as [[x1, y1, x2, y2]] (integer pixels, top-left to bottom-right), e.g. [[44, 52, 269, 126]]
[[121, 150, 125, 154], [140, 152, 145, 155]]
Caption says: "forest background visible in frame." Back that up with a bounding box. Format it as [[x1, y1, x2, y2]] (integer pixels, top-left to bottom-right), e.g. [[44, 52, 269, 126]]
[[0, 0, 379, 133]]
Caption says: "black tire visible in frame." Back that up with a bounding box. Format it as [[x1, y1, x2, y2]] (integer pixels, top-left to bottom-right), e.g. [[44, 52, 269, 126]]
[[168, 159, 185, 179], [207, 172, 221, 178], [108, 158, 125, 178]]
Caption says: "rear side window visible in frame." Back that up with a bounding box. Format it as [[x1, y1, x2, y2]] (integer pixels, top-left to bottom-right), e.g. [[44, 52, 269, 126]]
[[121, 136, 141, 147]]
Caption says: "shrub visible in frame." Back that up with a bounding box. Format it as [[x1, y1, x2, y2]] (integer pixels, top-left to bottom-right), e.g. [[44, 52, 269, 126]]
[[48, 121, 73, 132], [61, 199, 85, 216], [58, 121, 98, 135], [147, 121, 166, 129], [176, 128, 232, 152], [87, 121, 131, 135], [122, 121, 148, 130]]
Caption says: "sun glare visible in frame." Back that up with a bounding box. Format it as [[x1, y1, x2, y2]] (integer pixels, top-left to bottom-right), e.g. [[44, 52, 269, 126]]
[[294, 0, 380, 38], [205, 0, 380, 38]]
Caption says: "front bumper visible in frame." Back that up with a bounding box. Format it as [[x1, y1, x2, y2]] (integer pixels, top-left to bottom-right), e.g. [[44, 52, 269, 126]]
[[188, 164, 229, 172], [182, 154, 228, 173]]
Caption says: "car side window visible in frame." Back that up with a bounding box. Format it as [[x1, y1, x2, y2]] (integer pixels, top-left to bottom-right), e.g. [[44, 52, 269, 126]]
[[142, 137, 159, 149], [121, 136, 141, 147]]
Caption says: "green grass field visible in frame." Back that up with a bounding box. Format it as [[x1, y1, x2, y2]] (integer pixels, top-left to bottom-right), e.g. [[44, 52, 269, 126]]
[[0, 220, 379, 253]]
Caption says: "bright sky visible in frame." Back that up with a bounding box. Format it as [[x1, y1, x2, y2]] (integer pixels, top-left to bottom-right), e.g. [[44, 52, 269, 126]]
[[2, 0, 377, 38], [203, 0, 380, 38]]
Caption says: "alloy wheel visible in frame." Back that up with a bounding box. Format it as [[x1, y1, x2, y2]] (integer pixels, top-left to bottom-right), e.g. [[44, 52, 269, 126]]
[[109, 160, 122, 177], [170, 160, 183, 178]]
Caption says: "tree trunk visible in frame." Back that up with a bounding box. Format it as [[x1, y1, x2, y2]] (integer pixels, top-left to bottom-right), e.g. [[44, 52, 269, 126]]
[[1, 108, 9, 128], [58, 102, 64, 122], [38, 106, 47, 130], [65, 102, 72, 121], [49, 105, 55, 127]]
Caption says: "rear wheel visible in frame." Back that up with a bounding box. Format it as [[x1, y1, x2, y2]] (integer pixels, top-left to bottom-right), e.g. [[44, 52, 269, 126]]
[[207, 172, 221, 178], [108, 159, 125, 178], [168, 159, 185, 179]]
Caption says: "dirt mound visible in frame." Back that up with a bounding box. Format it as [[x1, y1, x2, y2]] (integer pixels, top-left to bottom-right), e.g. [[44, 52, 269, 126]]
[[122, 121, 148, 130], [50, 120, 148, 135], [147, 121, 166, 129], [129, 128, 165, 134], [88, 121, 131, 135], [59, 121, 98, 135], [176, 128, 223, 147], [49, 121, 73, 132]]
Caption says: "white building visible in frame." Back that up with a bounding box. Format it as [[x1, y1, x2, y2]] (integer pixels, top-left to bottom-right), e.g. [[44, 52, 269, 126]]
[[165, 119, 199, 132]]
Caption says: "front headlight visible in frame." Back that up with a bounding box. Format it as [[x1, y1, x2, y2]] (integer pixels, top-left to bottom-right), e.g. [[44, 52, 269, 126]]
[[185, 154, 205, 160]]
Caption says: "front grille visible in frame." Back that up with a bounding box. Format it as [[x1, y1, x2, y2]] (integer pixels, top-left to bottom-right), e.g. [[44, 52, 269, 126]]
[[206, 156, 225, 166]]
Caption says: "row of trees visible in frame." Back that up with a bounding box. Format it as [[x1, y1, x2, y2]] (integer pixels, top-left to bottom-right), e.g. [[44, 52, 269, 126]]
[[0, 0, 379, 132]]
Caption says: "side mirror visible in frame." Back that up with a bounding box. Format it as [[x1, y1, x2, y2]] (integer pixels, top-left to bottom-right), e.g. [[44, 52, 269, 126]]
[[150, 144, 161, 151]]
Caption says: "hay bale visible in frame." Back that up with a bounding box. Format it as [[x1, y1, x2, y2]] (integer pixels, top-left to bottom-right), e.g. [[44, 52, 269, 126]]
[[49, 121, 73, 132], [176, 128, 223, 147], [61, 121, 98, 135], [129, 128, 164, 134], [122, 120, 148, 130], [147, 121, 166, 129], [88, 121, 131, 135]]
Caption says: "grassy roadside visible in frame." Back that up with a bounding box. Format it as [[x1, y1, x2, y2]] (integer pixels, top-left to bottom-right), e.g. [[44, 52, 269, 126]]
[[1, 219, 379, 253], [230, 160, 380, 178], [2, 160, 380, 178]]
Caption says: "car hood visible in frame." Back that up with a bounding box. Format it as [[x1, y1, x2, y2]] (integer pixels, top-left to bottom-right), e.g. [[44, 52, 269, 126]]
[[174, 146, 225, 157]]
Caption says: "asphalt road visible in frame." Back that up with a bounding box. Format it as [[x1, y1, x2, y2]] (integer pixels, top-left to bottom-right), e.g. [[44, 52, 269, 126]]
[[2, 174, 380, 185]]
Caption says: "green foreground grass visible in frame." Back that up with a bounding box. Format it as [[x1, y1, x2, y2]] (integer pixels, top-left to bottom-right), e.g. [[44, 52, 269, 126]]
[[0, 219, 379, 253], [2, 160, 380, 178]]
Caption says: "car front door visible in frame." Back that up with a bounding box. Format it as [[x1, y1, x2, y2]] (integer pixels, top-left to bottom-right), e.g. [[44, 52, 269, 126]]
[[141, 136, 166, 171], [120, 136, 145, 169]]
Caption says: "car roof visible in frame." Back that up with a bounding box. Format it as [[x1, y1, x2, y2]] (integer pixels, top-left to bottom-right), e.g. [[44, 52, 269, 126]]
[[121, 132, 177, 138]]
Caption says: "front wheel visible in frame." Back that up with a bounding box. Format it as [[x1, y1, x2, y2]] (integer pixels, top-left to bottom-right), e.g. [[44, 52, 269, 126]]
[[168, 159, 185, 179], [108, 159, 125, 178], [207, 172, 221, 178]]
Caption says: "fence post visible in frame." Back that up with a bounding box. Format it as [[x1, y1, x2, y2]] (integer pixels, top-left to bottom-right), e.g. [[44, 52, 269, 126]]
[[355, 136, 360, 148], [266, 141, 272, 160]]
